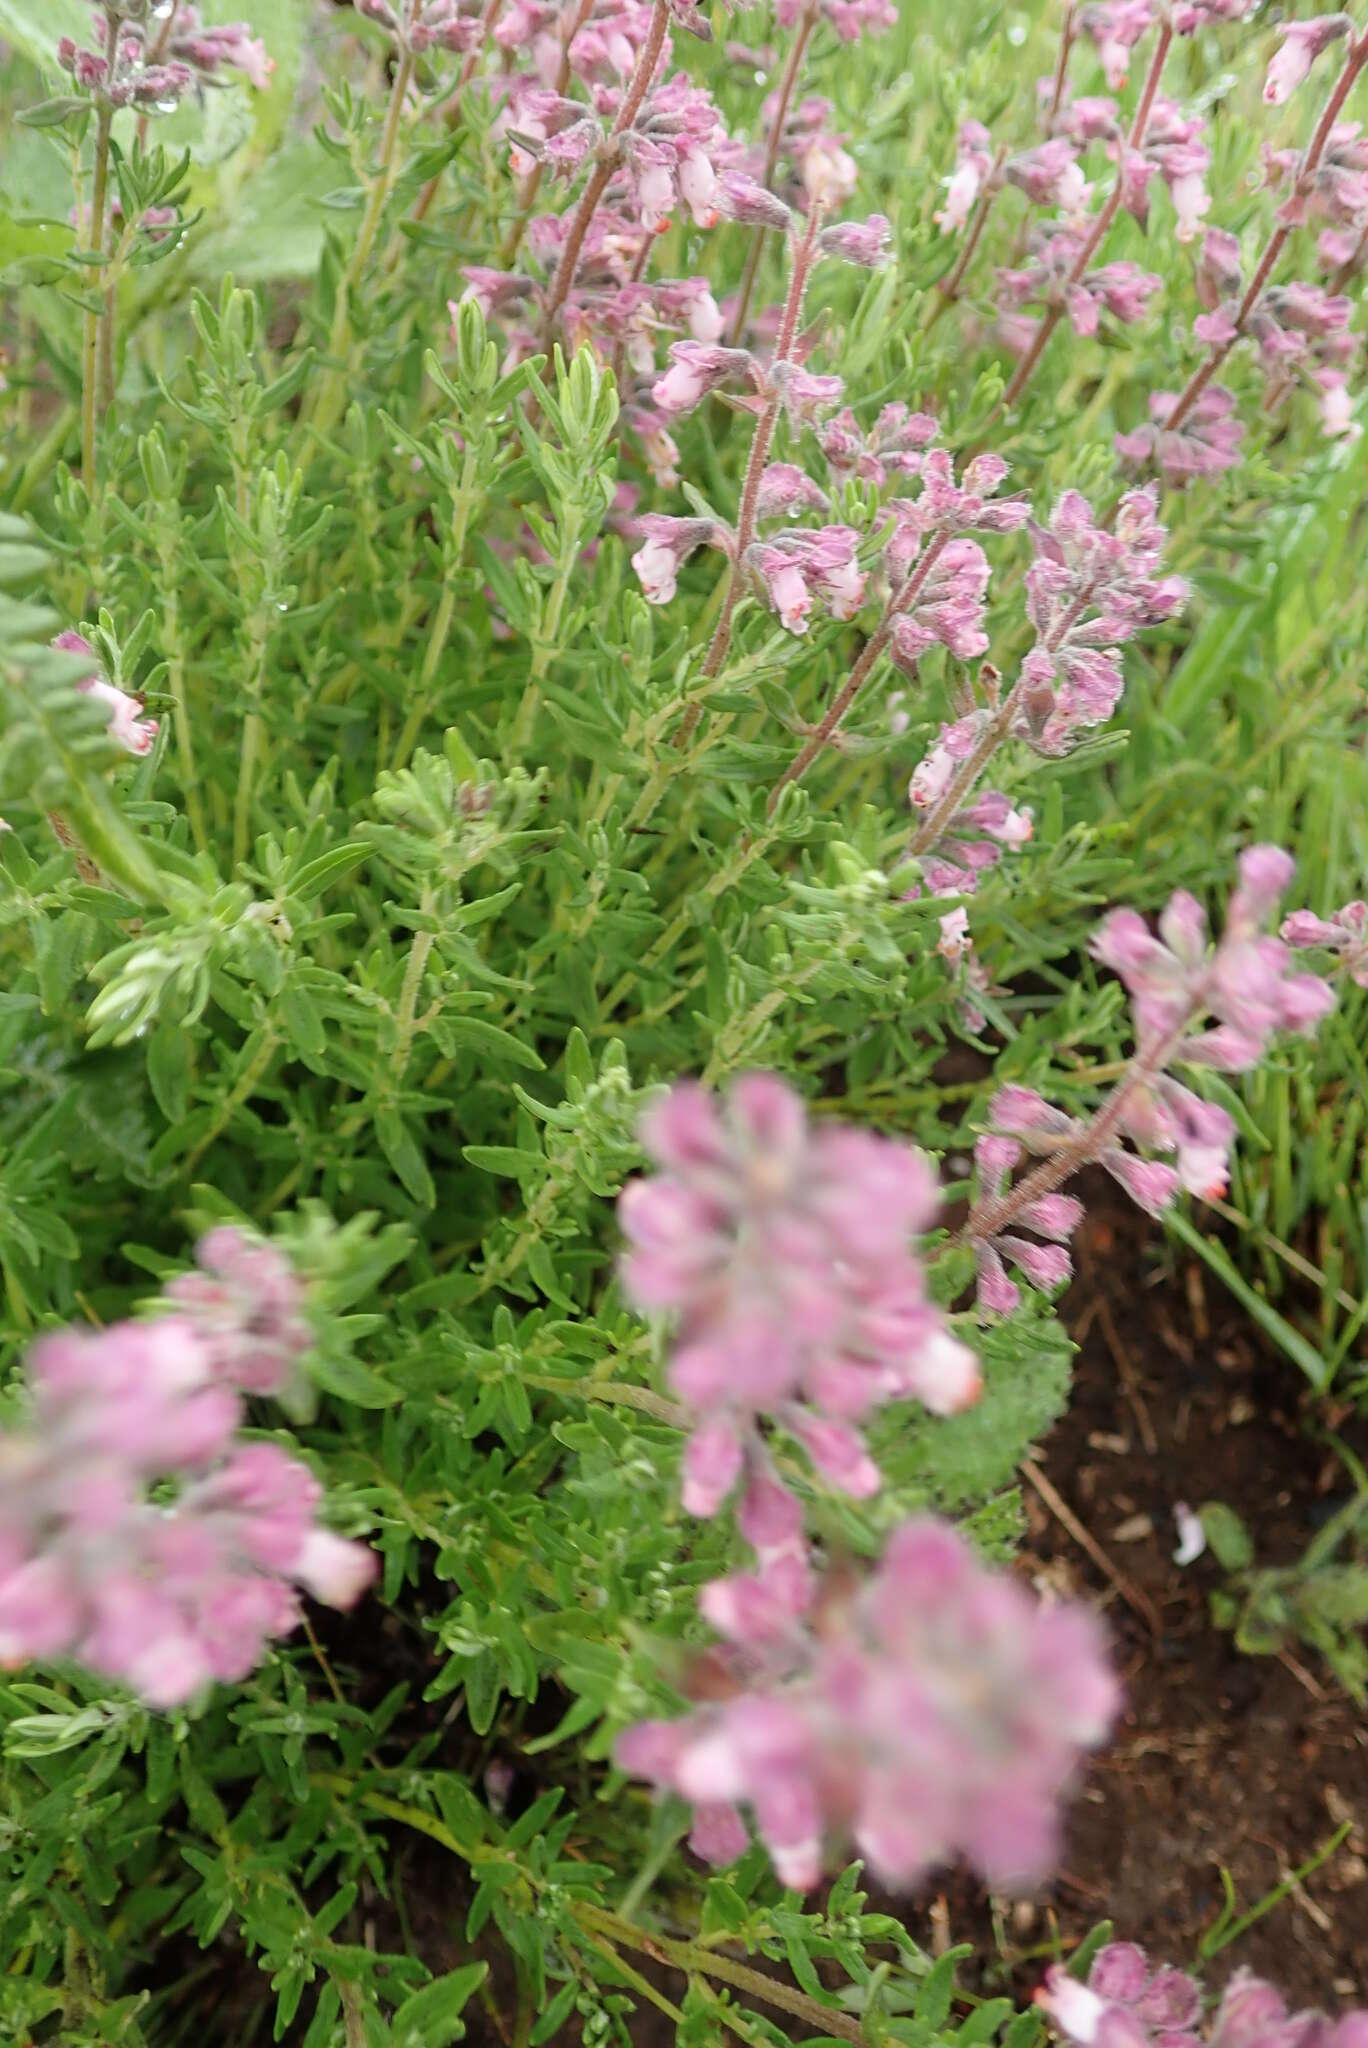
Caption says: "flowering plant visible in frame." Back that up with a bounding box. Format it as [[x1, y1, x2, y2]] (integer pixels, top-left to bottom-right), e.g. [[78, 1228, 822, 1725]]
[[0, 0, 1365, 2039]]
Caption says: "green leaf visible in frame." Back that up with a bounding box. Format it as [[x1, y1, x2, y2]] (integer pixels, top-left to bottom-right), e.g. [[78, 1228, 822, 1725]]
[[309, 1351, 402, 1407], [1164, 1210, 1331, 1391], [377, 1106, 437, 1206], [288, 843, 371, 901], [1200, 1501, 1256, 1573], [438, 1016, 544, 1070], [391, 1964, 488, 2047], [461, 1144, 544, 1179]]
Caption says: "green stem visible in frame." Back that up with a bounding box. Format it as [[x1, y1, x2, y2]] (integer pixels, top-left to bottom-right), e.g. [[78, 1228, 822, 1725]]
[[310, 1781, 864, 2044], [157, 542, 207, 851], [510, 537, 577, 748], [81, 102, 114, 494], [182, 1027, 281, 1176], [389, 885, 436, 1086], [311, 42, 417, 434], [60, 777, 167, 904], [390, 457, 479, 768], [233, 620, 270, 868]]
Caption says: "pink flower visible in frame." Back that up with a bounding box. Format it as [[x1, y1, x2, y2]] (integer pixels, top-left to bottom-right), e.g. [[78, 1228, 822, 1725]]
[[749, 548, 814, 633], [1264, 15, 1353, 106], [166, 1228, 313, 1399], [803, 138, 859, 206], [0, 1258, 374, 1706], [819, 214, 892, 268], [652, 342, 758, 416], [818, 402, 938, 488], [618, 1517, 1118, 1892], [1116, 386, 1245, 487], [630, 515, 730, 605], [1041, 1949, 1367, 2048], [936, 121, 995, 233], [754, 464, 830, 521], [52, 630, 158, 758], [618, 1078, 979, 1516], [747, 528, 866, 633], [1078, 1, 1154, 90]]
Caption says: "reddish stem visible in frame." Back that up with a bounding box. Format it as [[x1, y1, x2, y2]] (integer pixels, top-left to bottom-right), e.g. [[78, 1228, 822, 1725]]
[[501, 0, 594, 264], [540, 0, 671, 342], [926, 148, 1007, 327], [675, 206, 826, 745], [406, 0, 507, 234], [765, 529, 951, 809], [995, 17, 1173, 420], [963, 1013, 1192, 1247], [1163, 32, 1368, 437], [729, 5, 817, 344], [1044, 2, 1077, 134]]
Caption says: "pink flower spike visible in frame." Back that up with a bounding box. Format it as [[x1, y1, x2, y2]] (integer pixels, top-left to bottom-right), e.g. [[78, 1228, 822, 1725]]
[[617, 1515, 1117, 1895], [755, 465, 829, 521], [618, 1078, 972, 1512]]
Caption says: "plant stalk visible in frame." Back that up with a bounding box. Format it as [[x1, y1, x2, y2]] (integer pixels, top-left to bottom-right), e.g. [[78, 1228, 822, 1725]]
[[81, 103, 114, 493], [728, 3, 817, 344]]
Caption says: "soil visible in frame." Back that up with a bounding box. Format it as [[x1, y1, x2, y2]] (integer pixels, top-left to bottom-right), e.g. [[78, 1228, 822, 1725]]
[[907, 1182, 1368, 2011]]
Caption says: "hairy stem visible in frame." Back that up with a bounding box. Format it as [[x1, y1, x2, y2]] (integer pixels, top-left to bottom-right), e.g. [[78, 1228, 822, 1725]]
[[995, 16, 1172, 421], [925, 146, 1007, 329], [540, 0, 670, 342], [676, 204, 825, 745], [1163, 31, 1368, 437], [310, 39, 417, 431], [80, 102, 113, 493], [728, 4, 817, 344], [766, 528, 950, 809]]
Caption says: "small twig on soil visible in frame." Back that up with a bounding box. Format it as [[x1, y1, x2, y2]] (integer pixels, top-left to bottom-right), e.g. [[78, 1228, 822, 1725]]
[[1096, 1297, 1159, 1456], [1276, 1648, 1329, 1704], [1021, 1455, 1164, 1644]]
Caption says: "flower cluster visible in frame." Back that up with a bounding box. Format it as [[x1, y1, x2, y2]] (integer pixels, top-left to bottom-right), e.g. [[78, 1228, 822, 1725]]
[[902, 485, 1186, 934], [0, 1232, 373, 1707], [966, 850, 1335, 1315], [618, 1516, 1119, 1891], [996, 224, 1161, 349], [53, 629, 159, 758], [1039, 1944, 1368, 2048], [448, 2, 740, 448], [357, 0, 488, 55], [57, 1, 271, 111], [1061, 93, 1211, 244], [618, 1075, 979, 1516], [167, 1226, 314, 1400]]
